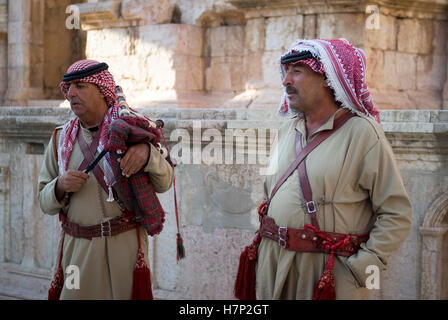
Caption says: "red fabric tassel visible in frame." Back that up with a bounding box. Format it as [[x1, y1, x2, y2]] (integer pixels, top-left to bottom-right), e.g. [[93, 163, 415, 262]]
[[48, 265, 64, 300], [312, 252, 336, 300], [176, 233, 185, 261], [234, 239, 259, 300], [48, 232, 65, 300], [132, 227, 154, 300]]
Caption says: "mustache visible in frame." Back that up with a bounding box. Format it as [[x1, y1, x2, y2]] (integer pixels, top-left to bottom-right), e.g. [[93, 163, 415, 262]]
[[70, 98, 82, 104], [285, 86, 297, 94]]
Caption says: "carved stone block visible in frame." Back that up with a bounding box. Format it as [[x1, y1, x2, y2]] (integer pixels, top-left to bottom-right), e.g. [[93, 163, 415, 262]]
[[121, 0, 174, 25], [397, 18, 433, 54], [75, 0, 120, 30]]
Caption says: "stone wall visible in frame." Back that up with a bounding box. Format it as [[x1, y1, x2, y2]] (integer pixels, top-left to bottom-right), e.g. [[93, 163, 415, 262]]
[[4, 0, 45, 104], [75, 0, 448, 110], [0, 0, 86, 105], [43, 0, 86, 99], [0, 107, 446, 300], [1, 0, 447, 110], [0, 0, 7, 104]]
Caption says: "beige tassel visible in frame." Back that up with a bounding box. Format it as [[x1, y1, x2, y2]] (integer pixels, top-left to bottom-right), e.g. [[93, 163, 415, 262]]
[[107, 186, 114, 202]]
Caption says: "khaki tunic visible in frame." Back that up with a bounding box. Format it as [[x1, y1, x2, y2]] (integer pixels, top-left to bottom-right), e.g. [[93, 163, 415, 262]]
[[38, 125, 174, 299], [256, 109, 412, 300]]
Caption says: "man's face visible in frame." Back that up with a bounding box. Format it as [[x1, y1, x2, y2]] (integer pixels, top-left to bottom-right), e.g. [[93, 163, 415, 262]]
[[67, 81, 108, 123], [282, 63, 326, 114]]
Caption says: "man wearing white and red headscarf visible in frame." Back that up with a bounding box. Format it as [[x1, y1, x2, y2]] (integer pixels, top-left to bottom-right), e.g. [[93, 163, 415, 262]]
[[37, 60, 173, 299], [253, 39, 412, 299]]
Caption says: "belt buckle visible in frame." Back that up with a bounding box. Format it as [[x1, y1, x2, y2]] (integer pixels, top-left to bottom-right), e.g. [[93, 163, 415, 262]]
[[278, 226, 288, 248], [101, 220, 112, 237], [306, 201, 316, 214]]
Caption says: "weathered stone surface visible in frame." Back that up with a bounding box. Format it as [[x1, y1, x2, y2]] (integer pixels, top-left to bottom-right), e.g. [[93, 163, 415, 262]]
[[364, 48, 384, 88], [0, 67, 6, 102], [382, 51, 417, 91], [317, 13, 365, 47], [138, 24, 203, 57], [0, 3, 7, 32], [265, 15, 303, 51], [7, 43, 30, 68], [444, 80, 448, 109], [7, 21, 32, 44], [261, 50, 283, 88], [371, 88, 443, 110], [205, 56, 244, 92], [432, 20, 448, 55], [417, 54, 447, 92], [303, 14, 317, 39], [245, 18, 265, 53], [8, 0, 31, 22], [85, 28, 135, 58], [121, 0, 174, 25], [406, 89, 443, 109], [248, 88, 284, 109], [174, 55, 205, 91], [365, 14, 396, 51], [77, 0, 121, 28], [243, 52, 264, 89], [419, 227, 447, 299], [0, 33, 7, 69], [171, 0, 237, 26], [397, 18, 433, 54], [207, 25, 245, 57]]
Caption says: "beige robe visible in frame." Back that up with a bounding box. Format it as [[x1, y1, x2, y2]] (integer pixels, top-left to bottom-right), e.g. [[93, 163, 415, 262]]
[[38, 125, 174, 299], [256, 109, 413, 300]]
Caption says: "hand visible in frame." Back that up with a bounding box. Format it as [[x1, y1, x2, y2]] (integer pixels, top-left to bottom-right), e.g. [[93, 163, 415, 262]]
[[55, 170, 90, 201], [118, 143, 150, 177]]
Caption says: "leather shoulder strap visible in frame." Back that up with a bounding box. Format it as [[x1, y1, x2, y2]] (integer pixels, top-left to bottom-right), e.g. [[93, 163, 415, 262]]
[[267, 112, 355, 207]]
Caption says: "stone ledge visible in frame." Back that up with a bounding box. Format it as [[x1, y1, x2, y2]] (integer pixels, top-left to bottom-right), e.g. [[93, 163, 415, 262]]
[[0, 262, 52, 300], [74, 0, 175, 30], [231, 0, 448, 18], [152, 288, 186, 300], [76, 0, 121, 30], [0, 3, 6, 33], [0, 107, 447, 133]]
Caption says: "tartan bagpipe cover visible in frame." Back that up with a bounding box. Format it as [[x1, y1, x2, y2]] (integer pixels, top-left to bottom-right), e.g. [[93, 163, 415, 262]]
[[106, 116, 165, 236]]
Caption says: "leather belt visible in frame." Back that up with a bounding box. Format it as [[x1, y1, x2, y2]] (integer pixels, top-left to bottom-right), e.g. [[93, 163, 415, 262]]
[[260, 216, 369, 257], [61, 215, 137, 240]]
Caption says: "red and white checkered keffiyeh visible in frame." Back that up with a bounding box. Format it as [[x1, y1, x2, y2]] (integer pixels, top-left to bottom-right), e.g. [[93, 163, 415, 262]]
[[288, 57, 325, 75], [278, 39, 380, 123], [58, 59, 120, 201]]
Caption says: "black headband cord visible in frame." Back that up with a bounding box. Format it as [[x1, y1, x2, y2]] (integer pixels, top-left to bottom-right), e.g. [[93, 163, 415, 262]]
[[62, 62, 109, 82], [281, 51, 314, 64]]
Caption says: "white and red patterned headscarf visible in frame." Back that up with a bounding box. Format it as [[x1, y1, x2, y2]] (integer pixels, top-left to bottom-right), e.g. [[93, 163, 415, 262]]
[[278, 38, 380, 123], [58, 59, 120, 201]]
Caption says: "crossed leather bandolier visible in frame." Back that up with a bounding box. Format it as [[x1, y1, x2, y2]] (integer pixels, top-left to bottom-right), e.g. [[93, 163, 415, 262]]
[[234, 111, 370, 300], [259, 111, 369, 256]]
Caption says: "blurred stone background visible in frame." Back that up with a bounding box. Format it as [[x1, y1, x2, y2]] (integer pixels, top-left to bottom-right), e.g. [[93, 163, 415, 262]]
[[0, 0, 447, 300]]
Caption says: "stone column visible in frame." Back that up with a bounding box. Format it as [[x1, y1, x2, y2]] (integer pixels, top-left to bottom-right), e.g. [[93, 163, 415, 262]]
[[5, 0, 44, 105], [419, 227, 448, 299], [0, 33, 6, 104], [0, 0, 7, 104], [444, 46, 448, 109]]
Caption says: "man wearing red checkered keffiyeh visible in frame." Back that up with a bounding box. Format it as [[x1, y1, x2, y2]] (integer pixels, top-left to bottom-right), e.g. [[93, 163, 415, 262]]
[[238, 39, 412, 300], [37, 59, 174, 299]]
